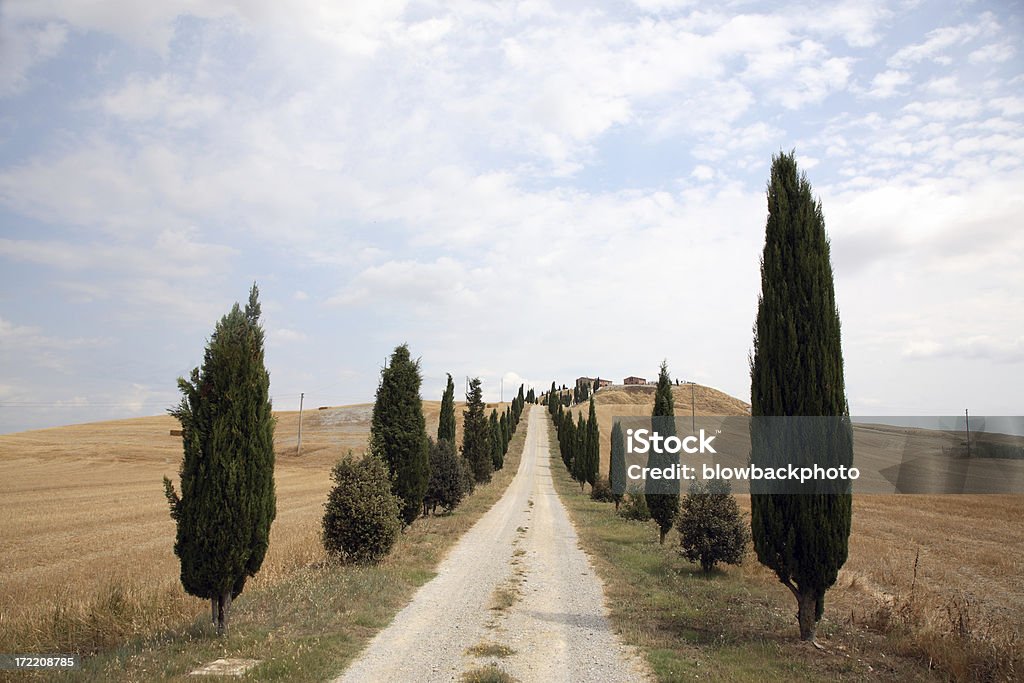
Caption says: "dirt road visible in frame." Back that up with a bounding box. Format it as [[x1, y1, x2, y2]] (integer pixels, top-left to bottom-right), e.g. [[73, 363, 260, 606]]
[[334, 406, 649, 682]]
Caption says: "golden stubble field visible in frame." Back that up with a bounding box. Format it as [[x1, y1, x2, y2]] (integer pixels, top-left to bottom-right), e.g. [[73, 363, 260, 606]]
[[0, 399, 502, 653]]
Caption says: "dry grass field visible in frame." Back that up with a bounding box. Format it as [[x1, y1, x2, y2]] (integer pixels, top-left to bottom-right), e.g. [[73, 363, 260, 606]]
[[0, 399, 508, 655], [561, 385, 1024, 679]]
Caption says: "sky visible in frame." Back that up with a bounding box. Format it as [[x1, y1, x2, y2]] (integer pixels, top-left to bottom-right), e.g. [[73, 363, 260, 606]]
[[0, 0, 1021, 434]]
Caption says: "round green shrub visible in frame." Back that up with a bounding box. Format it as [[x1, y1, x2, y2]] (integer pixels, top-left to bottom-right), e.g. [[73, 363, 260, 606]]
[[322, 453, 401, 564], [590, 477, 616, 503], [618, 483, 651, 521], [677, 478, 748, 574]]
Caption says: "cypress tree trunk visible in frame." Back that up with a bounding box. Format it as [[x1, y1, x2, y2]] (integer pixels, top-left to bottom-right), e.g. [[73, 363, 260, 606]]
[[216, 590, 233, 636], [796, 588, 816, 641]]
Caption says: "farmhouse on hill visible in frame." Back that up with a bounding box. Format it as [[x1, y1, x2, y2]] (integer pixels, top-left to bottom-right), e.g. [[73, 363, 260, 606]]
[[576, 376, 612, 390], [623, 376, 647, 385]]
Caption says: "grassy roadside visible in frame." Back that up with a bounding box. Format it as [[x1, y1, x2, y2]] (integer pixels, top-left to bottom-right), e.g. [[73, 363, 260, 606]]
[[544, 413, 938, 683], [26, 410, 532, 683]]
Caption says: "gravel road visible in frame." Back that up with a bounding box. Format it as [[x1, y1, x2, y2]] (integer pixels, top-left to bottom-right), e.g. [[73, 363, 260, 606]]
[[333, 406, 650, 682]]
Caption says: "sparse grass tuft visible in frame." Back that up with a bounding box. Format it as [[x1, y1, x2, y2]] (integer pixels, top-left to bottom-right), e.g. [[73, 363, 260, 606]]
[[489, 586, 518, 612], [467, 642, 516, 658], [461, 664, 518, 682]]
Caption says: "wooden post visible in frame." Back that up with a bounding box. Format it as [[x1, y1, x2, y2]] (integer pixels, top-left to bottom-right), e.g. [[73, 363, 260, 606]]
[[297, 392, 304, 456], [965, 408, 971, 458]]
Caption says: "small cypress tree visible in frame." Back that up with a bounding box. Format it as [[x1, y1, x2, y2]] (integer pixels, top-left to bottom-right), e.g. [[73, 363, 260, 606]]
[[647, 360, 679, 544], [459, 455, 476, 496], [438, 373, 456, 443], [423, 438, 465, 515], [369, 344, 430, 527], [462, 377, 492, 483], [163, 284, 276, 636], [548, 381, 558, 415], [750, 151, 853, 641], [610, 420, 626, 511]]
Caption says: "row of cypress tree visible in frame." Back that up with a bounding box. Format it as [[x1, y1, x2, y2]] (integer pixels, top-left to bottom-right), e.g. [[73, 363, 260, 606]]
[[369, 355, 529, 525], [550, 393, 600, 493], [460, 378, 526, 485], [163, 319, 528, 635]]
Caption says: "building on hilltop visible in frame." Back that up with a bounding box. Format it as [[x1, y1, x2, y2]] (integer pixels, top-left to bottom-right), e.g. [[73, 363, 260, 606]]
[[576, 376, 612, 391], [623, 376, 647, 386]]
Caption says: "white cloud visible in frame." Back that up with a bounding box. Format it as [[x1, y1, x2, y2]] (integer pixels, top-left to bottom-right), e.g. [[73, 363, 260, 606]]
[[691, 164, 715, 181], [801, 0, 892, 47], [0, 316, 109, 371], [903, 336, 1024, 363], [327, 257, 487, 309], [97, 75, 224, 126], [923, 76, 959, 96], [868, 69, 911, 98], [0, 19, 67, 96], [0, 230, 236, 279], [968, 41, 1015, 65], [888, 14, 998, 67], [273, 328, 308, 343]]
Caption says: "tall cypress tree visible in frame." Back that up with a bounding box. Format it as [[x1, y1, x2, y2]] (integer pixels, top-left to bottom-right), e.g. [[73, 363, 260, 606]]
[[647, 360, 678, 544], [585, 396, 600, 490], [750, 151, 853, 642], [438, 373, 456, 443], [369, 344, 430, 528], [610, 420, 626, 511], [489, 409, 503, 470], [463, 377, 492, 483], [499, 411, 509, 453], [572, 412, 587, 489], [163, 284, 276, 636]]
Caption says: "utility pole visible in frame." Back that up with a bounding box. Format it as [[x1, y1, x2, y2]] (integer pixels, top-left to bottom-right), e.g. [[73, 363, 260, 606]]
[[297, 392, 304, 456], [689, 381, 696, 432], [965, 408, 971, 458]]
